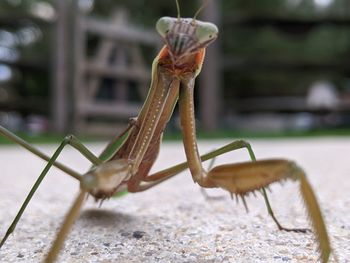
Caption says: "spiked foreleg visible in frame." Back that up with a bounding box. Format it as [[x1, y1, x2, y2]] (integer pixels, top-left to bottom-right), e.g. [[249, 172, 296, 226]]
[[298, 172, 331, 263], [207, 159, 331, 263], [177, 80, 310, 233]]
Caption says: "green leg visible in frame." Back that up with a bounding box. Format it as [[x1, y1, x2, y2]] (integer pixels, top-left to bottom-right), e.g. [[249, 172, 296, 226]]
[[130, 140, 256, 191], [243, 142, 310, 233], [261, 187, 309, 233], [0, 135, 101, 249], [0, 125, 80, 180], [200, 153, 225, 200]]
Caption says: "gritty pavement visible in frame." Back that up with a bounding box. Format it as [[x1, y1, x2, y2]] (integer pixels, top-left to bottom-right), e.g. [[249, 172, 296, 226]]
[[0, 138, 349, 263]]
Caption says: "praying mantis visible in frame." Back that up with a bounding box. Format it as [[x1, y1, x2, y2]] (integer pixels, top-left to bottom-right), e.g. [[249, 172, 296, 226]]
[[0, 1, 335, 262]]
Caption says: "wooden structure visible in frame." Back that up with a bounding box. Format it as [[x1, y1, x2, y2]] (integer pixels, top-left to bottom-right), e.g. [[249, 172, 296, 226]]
[[4, 1, 350, 134], [0, 1, 222, 135], [199, 0, 221, 131], [72, 10, 160, 135], [52, 0, 70, 133]]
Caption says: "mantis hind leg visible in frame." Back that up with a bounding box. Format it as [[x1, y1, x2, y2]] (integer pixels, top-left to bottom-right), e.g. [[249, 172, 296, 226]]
[[0, 135, 101, 249], [45, 190, 87, 263]]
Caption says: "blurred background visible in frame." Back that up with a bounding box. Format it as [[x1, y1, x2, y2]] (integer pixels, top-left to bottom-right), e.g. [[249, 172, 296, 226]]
[[1, 0, 350, 138]]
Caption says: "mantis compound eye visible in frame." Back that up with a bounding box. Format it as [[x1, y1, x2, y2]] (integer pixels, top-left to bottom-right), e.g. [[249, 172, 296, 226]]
[[156, 16, 174, 38], [195, 21, 218, 45]]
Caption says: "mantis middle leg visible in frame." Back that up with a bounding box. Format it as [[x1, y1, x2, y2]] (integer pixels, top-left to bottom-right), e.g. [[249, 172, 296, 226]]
[[0, 135, 102, 249], [0, 125, 80, 179]]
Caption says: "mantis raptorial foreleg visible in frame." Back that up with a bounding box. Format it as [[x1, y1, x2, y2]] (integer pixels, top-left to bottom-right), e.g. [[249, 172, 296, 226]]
[[178, 76, 311, 233], [145, 139, 327, 257], [132, 139, 309, 233], [205, 160, 331, 263]]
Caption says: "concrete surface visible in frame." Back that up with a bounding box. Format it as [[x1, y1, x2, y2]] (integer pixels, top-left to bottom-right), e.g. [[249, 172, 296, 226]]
[[0, 138, 349, 262]]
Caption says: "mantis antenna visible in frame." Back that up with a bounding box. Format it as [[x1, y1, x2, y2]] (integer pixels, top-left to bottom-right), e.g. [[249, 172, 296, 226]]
[[193, 0, 210, 20], [175, 0, 181, 20]]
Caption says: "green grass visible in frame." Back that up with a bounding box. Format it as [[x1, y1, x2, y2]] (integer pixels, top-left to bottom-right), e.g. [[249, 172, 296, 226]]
[[1, 128, 350, 145], [164, 128, 350, 140], [0, 132, 96, 145]]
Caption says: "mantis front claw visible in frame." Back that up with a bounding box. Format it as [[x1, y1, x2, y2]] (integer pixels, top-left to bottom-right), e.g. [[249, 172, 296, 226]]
[[205, 159, 331, 263]]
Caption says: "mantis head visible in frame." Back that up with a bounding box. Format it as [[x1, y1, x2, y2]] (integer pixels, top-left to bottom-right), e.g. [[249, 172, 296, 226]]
[[156, 16, 218, 65]]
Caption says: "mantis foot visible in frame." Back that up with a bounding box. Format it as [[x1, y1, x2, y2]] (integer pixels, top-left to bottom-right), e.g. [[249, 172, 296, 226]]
[[278, 226, 311, 233], [200, 188, 225, 201]]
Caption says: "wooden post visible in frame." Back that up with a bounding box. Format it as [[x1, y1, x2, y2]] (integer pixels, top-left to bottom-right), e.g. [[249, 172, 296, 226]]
[[73, 4, 87, 133], [198, 0, 222, 131], [52, 0, 70, 133]]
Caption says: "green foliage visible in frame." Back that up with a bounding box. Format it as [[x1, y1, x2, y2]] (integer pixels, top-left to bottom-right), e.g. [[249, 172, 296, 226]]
[[221, 0, 350, 98], [164, 128, 350, 140], [222, 0, 350, 19], [92, 0, 197, 26], [225, 25, 350, 64]]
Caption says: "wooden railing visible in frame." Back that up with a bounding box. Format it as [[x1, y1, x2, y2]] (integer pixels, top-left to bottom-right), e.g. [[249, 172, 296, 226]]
[[72, 9, 161, 135]]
